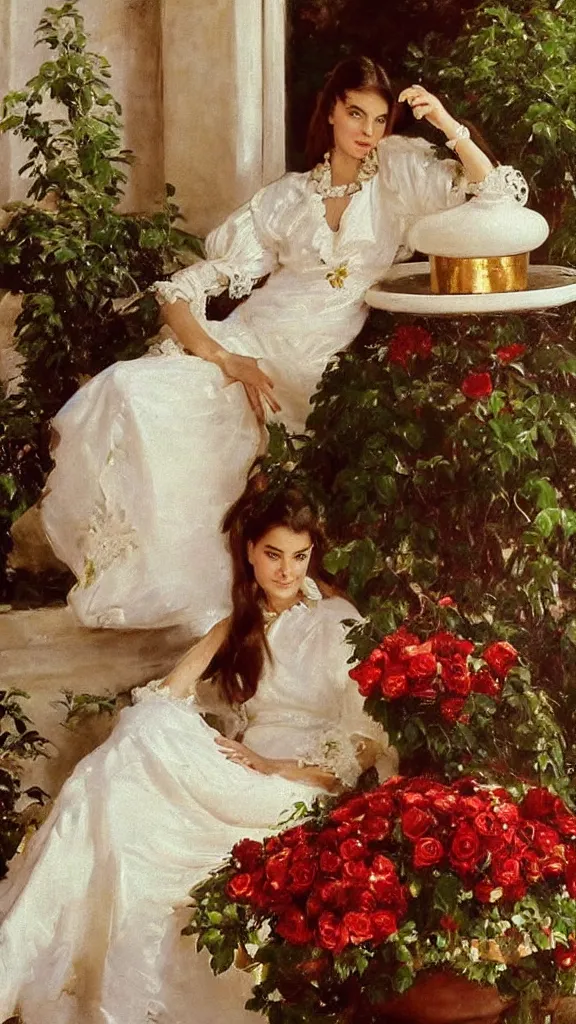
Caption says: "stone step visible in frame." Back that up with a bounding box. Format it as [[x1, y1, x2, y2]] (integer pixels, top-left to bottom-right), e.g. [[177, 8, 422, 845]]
[[0, 605, 196, 796]]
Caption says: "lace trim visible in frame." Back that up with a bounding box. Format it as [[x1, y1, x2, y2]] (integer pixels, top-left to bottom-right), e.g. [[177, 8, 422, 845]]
[[301, 727, 362, 789], [131, 678, 197, 707], [467, 165, 529, 206], [145, 335, 186, 358], [75, 501, 137, 591]]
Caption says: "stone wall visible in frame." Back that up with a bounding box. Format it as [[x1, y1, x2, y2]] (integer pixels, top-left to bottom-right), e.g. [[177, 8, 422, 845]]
[[0, 0, 286, 234]]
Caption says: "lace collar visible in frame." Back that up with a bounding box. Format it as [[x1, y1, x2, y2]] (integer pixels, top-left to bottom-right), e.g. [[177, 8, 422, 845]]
[[310, 148, 379, 199]]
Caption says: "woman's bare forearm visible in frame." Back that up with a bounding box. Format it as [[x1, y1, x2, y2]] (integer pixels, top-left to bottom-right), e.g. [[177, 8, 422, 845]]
[[160, 299, 228, 367], [271, 759, 340, 792]]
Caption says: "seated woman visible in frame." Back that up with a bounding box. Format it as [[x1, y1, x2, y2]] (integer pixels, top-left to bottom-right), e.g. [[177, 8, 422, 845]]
[[0, 483, 395, 1024], [39, 56, 519, 633]]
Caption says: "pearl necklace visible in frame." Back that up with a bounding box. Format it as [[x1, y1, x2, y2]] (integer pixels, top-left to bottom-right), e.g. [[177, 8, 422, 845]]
[[310, 147, 379, 199]]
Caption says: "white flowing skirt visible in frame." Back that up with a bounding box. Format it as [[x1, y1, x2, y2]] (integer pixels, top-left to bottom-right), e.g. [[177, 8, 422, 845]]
[[0, 696, 322, 1024]]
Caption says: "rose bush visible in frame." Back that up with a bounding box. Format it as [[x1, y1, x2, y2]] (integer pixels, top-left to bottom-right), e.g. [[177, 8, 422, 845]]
[[189, 774, 576, 1024]]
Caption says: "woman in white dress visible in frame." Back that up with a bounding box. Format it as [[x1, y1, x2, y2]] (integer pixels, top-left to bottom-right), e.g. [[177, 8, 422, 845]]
[[40, 56, 498, 632], [0, 485, 395, 1024]]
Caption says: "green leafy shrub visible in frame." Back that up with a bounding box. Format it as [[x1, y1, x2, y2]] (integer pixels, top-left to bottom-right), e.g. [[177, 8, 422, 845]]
[[0, 689, 50, 879], [0, 1, 201, 598]]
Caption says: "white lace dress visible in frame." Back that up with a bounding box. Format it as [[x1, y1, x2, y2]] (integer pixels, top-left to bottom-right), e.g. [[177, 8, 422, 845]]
[[41, 137, 474, 631], [0, 595, 395, 1024]]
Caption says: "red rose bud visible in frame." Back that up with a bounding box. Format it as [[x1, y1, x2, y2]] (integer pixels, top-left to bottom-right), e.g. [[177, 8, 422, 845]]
[[556, 813, 576, 837], [276, 907, 314, 945], [413, 836, 444, 869], [317, 911, 349, 953], [532, 823, 561, 855], [343, 911, 374, 944], [482, 641, 519, 678], [342, 859, 370, 883], [288, 862, 317, 893], [432, 632, 474, 660], [461, 371, 493, 400], [491, 855, 521, 888], [496, 343, 526, 364], [318, 880, 349, 908], [437, 595, 455, 607], [371, 853, 397, 878], [362, 816, 391, 841], [367, 791, 395, 816], [441, 656, 472, 696], [475, 880, 501, 903]]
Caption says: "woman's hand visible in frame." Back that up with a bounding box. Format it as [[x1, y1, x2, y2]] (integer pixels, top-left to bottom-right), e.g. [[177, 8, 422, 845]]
[[217, 351, 281, 424], [398, 84, 459, 137], [215, 736, 275, 775]]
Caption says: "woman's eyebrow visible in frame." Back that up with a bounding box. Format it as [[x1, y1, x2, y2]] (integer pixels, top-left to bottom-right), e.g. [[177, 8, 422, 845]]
[[264, 544, 311, 555]]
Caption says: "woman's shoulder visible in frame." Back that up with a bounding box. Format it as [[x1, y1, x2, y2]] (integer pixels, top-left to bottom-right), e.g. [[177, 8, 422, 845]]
[[313, 593, 363, 627], [378, 133, 438, 159]]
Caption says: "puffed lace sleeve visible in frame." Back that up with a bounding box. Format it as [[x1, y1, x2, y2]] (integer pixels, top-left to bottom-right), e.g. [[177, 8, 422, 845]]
[[131, 677, 247, 738], [304, 602, 398, 789], [151, 178, 283, 322], [378, 135, 469, 221], [378, 135, 529, 223]]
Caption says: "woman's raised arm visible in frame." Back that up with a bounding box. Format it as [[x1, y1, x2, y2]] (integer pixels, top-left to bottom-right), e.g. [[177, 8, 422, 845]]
[[398, 84, 494, 183]]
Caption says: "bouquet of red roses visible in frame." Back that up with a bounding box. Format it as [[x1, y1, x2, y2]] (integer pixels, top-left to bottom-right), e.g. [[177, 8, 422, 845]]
[[189, 774, 576, 1024], [347, 625, 562, 779]]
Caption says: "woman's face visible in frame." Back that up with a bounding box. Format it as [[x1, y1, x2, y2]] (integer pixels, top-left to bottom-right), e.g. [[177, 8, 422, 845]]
[[329, 88, 389, 161], [247, 525, 313, 611]]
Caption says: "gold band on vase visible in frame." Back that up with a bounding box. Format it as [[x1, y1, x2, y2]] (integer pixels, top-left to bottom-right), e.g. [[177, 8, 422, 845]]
[[430, 253, 529, 295]]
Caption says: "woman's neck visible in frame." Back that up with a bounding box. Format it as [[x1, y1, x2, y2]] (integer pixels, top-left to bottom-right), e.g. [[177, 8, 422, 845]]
[[330, 148, 361, 186], [264, 592, 302, 615]]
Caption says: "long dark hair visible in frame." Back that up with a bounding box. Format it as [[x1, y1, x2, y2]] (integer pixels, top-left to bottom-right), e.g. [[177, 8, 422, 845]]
[[204, 483, 329, 705], [305, 56, 397, 169]]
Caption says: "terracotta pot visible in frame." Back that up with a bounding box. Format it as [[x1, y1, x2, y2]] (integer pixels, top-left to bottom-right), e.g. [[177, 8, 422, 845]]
[[379, 972, 576, 1024], [381, 971, 510, 1024]]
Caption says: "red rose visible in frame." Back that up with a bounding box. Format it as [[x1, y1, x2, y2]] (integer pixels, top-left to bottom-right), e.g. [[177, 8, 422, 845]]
[[440, 914, 460, 932], [349, 662, 382, 697], [371, 853, 397, 878], [318, 880, 349, 908], [232, 838, 263, 871], [226, 871, 257, 902], [329, 795, 367, 824], [556, 813, 576, 837], [288, 862, 317, 893], [371, 909, 399, 941], [482, 641, 519, 678], [381, 672, 409, 699], [358, 890, 377, 912], [306, 892, 324, 919], [432, 633, 474, 660], [265, 849, 292, 890], [473, 812, 501, 838], [494, 802, 520, 827], [413, 836, 444, 869], [367, 791, 395, 816], [371, 875, 404, 907], [343, 911, 374, 945], [402, 806, 436, 840], [440, 697, 468, 724], [496, 344, 526, 364], [472, 667, 501, 698], [449, 827, 482, 872], [317, 911, 349, 953], [555, 941, 576, 971], [441, 656, 472, 696], [387, 325, 433, 368], [343, 860, 369, 883], [382, 627, 421, 658], [282, 825, 313, 848], [320, 850, 342, 875], [461, 371, 493, 400], [491, 855, 521, 888], [407, 652, 438, 681], [276, 907, 314, 945], [340, 838, 366, 861], [532, 823, 561, 855], [522, 851, 543, 884], [542, 854, 566, 878], [475, 880, 501, 903], [438, 596, 455, 607], [362, 816, 391, 841], [520, 787, 562, 820]]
